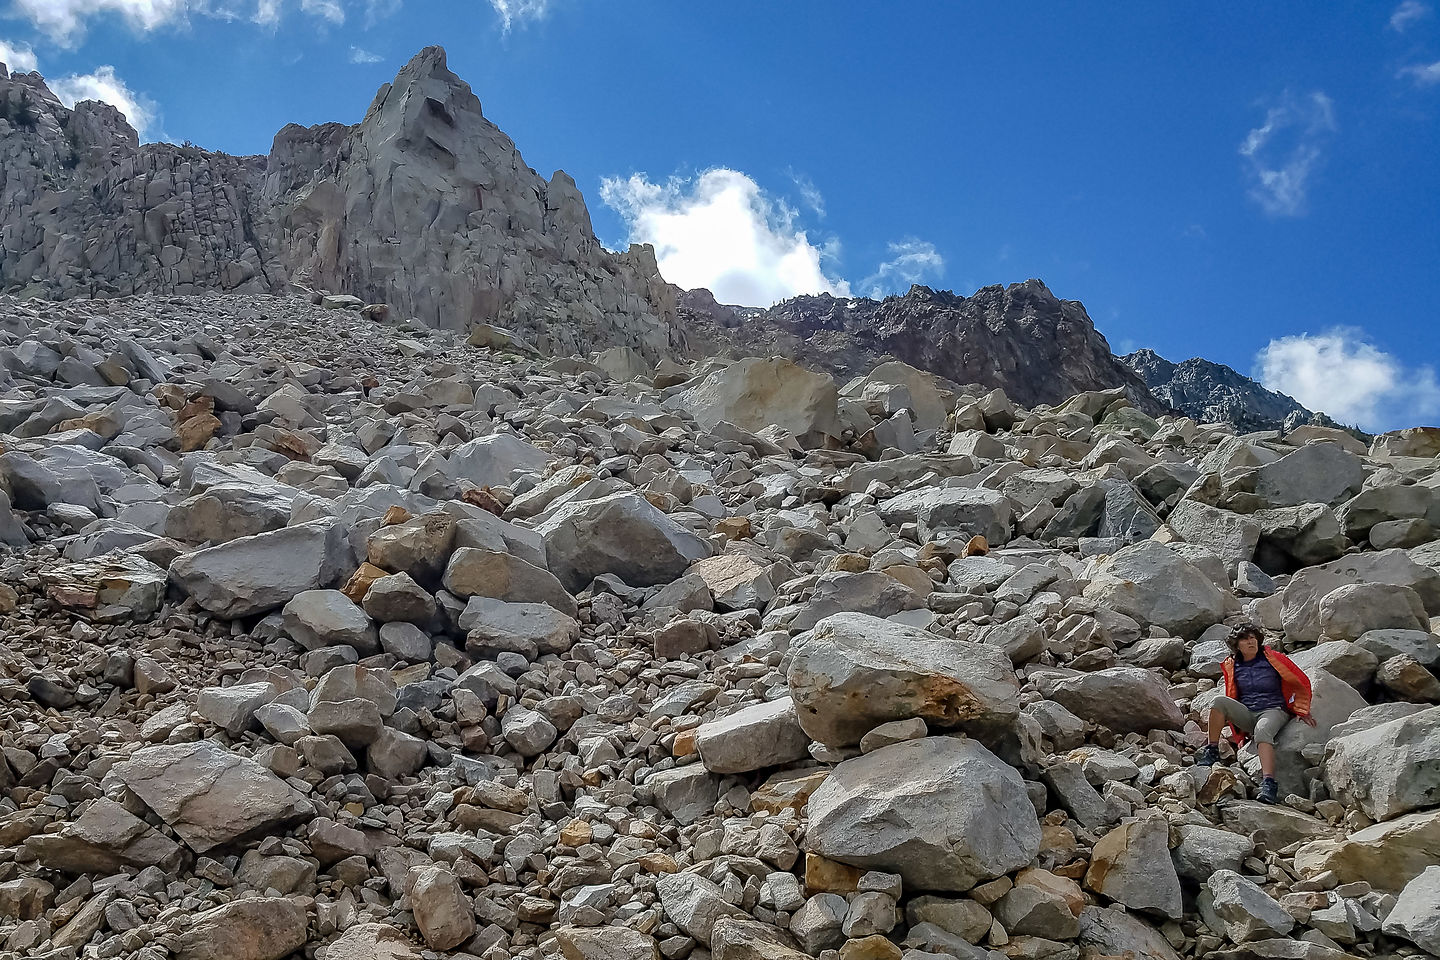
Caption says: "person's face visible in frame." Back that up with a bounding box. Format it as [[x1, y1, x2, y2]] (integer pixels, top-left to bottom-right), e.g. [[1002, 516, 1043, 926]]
[[1238, 634, 1261, 660]]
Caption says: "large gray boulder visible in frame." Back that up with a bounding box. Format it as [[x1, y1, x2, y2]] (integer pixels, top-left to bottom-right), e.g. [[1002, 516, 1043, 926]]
[[878, 486, 1014, 544], [1252, 442, 1365, 508], [173, 897, 308, 960], [1167, 499, 1261, 566], [281, 589, 378, 654], [1252, 503, 1349, 573], [443, 546, 576, 617], [805, 736, 1041, 891], [1077, 906, 1180, 960], [1044, 667, 1184, 734], [1383, 866, 1440, 954], [1082, 540, 1227, 639], [169, 521, 349, 618], [1197, 869, 1294, 943], [1280, 549, 1440, 645], [1269, 667, 1368, 798], [444, 432, 548, 489], [696, 697, 812, 775], [107, 741, 315, 853], [666, 357, 840, 448], [536, 491, 711, 592], [1324, 706, 1440, 822], [787, 612, 1021, 747], [1083, 815, 1183, 919]]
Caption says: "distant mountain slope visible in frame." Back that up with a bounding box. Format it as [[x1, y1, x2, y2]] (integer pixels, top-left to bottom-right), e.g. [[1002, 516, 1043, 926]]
[[681, 280, 1165, 413], [1121, 348, 1328, 432]]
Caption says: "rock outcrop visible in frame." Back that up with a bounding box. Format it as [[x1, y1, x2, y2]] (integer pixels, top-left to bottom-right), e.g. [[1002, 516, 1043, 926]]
[[683, 280, 1165, 413], [1122, 347, 1340, 433], [0, 48, 680, 359]]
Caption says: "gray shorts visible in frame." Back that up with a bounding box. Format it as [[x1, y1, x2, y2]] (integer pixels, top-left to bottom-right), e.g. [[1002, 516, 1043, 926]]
[[1211, 696, 1290, 744]]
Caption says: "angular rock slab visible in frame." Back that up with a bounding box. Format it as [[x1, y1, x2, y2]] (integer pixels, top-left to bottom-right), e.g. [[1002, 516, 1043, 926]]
[[787, 612, 1021, 748], [1382, 866, 1440, 955], [536, 491, 711, 592], [169, 520, 348, 618], [1082, 540, 1226, 639], [805, 736, 1041, 892], [1044, 666, 1184, 735], [1324, 705, 1440, 823], [696, 697, 812, 775], [108, 740, 315, 853], [174, 896, 308, 960]]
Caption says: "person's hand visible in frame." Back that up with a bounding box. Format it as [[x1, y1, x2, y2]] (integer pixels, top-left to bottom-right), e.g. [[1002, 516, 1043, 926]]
[[1300, 715, 1317, 727]]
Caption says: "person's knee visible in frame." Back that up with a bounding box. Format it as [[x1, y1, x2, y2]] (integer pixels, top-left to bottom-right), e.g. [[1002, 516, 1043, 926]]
[[1211, 697, 1243, 721], [1255, 713, 1289, 744]]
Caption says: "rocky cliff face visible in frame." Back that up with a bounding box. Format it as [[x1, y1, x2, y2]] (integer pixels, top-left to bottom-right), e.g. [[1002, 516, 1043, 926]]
[[1122, 348, 1326, 432], [0, 47, 680, 359], [683, 280, 1166, 414]]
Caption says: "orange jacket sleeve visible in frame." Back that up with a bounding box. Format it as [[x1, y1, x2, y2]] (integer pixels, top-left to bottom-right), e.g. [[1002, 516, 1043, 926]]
[[1265, 649, 1313, 717]]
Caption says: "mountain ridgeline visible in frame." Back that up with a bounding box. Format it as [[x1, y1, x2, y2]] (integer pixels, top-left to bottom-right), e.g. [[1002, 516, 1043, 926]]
[[2, 45, 1322, 431]]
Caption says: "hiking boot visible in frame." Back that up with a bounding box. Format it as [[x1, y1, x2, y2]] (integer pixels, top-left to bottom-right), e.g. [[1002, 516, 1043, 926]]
[[1258, 777, 1279, 805], [1196, 743, 1220, 767]]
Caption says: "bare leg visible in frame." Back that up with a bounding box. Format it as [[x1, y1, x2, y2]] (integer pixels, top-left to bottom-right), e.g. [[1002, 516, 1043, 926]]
[[1257, 742, 1276, 778], [1206, 708, 1225, 744]]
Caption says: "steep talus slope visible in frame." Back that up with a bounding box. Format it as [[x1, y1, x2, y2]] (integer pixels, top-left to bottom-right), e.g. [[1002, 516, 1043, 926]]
[[3, 292, 1440, 960], [0, 47, 679, 358]]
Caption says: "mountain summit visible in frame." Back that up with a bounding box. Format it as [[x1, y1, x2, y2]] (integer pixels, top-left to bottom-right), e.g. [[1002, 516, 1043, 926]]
[[0, 47, 680, 359]]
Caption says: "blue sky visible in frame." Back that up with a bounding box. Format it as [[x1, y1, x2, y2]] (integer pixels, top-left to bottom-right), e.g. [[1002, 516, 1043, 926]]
[[1, 2, 1438, 430]]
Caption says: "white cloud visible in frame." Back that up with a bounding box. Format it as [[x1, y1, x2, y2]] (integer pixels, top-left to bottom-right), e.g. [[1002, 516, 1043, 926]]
[[11, 0, 356, 42], [489, 0, 548, 32], [1256, 328, 1440, 430], [1399, 60, 1440, 86], [1238, 90, 1336, 217], [300, 0, 343, 23], [859, 239, 945, 298], [787, 168, 825, 218], [50, 65, 159, 140], [601, 168, 851, 307], [363, 0, 401, 27], [1390, 0, 1431, 30], [349, 45, 382, 63], [0, 38, 39, 73], [11, 0, 188, 44]]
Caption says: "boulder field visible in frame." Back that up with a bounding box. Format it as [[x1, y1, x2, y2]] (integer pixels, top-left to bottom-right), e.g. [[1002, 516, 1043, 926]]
[[1, 292, 1439, 960]]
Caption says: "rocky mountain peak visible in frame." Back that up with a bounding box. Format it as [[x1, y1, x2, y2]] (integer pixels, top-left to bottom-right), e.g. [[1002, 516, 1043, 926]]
[[0, 45, 680, 360], [1120, 348, 1329, 433]]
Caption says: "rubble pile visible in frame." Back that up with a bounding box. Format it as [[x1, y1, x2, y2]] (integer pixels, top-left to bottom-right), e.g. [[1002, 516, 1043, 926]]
[[1, 292, 1438, 960]]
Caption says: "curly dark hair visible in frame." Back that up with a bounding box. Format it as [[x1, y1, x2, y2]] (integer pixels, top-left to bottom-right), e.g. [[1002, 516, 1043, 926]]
[[1226, 622, 1265, 656]]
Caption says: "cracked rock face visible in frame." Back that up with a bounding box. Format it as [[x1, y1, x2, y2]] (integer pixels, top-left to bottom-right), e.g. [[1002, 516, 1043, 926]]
[[0, 48, 680, 361]]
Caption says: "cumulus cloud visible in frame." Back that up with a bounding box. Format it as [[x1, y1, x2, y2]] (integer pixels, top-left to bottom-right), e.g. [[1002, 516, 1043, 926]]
[[50, 64, 160, 140], [601, 168, 850, 307], [348, 45, 382, 63], [1238, 90, 1337, 217], [489, 0, 548, 32], [1256, 328, 1440, 430], [1399, 60, 1440, 86], [1390, 0, 1431, 30], [859, 239, 945, 298], [0, 38, 39, 73]]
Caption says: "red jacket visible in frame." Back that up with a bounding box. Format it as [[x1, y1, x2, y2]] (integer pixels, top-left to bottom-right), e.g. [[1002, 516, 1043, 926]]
[[1218, 648, 1312, 743]]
